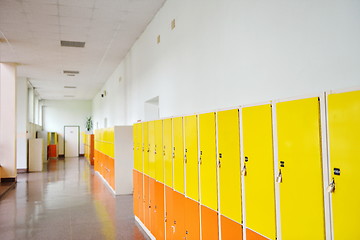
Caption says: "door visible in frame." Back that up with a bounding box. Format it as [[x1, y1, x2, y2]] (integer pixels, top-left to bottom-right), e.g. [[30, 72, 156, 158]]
[[184, 115, 199, 201], [216, 109, 242, 223], [173, 117, 185, 194], [155, 120, 164, 183], [328, 90, 360, 240], [163, 118, 173, 188], [199, 112, 218, 211], [242, 104, 276, 240], [64, 126, 79, 157], [276, 97, 325, 240]]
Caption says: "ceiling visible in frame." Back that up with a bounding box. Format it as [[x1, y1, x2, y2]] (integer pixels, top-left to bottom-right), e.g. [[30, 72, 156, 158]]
[[0, 0, 165, 100]]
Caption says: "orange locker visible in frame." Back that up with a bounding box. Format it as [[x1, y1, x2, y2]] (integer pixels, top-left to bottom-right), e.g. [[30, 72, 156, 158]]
[[173, 191, 185, 239], [144, 175, 150, 229], [149, 178, 156, 233], [138, 172, 144, 222], [221, 215, 243, 240], [246, 228, 269, 240], [201, 205, 219, 240], [133, 170, 139, 217], [165, 186, 175, 240], [154, 182, 165, 240], [184, 198, 200, 240]]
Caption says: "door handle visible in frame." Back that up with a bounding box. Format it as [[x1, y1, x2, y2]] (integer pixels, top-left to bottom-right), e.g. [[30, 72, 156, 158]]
[[327, 178, 335, 193], [276, 170, 282, 183]]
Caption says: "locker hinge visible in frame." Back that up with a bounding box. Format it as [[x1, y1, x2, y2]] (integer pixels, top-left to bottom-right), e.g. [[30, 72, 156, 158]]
[[241, 165, 247, 176], [327, 178, 335, 193], [218, 160, 221, 168]]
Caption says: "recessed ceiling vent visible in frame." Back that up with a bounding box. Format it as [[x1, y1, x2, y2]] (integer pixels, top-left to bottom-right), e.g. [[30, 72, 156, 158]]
[[64, 86, 76, 88], [64, 95, 75, 97], [60, 40, 85, 48], [63, 70, 79, 74]]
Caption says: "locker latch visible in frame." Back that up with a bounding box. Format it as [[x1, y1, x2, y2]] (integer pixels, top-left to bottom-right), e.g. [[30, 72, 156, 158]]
[[276, 170, 282, 183], [327, 178, 335, 193], [241, 165, 247, 176], [218, 160, 221, 168]]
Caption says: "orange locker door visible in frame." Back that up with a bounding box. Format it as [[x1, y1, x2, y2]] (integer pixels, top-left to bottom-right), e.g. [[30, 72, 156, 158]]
[[154, 182, 165, 240], [149, 178, 156, 234], [144, 175, 150, 229], [173, 191, 185, 240], [138, 172, 144, 223], [184, 197, 200, 240], [165, 186, 175, 240], [201, 205, 219, 240], [221, 215, 243, 240], [133, 170, 139, 217]]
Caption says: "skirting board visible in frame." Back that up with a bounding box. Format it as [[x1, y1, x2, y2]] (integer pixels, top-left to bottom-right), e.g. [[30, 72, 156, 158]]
[[95, 171, 116, 196], [135, 216, 156, 240]]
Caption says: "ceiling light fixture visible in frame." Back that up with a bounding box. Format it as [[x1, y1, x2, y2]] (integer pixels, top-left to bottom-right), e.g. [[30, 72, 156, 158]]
[[64, 95, 75, 97], [64, 86, 76, 88]]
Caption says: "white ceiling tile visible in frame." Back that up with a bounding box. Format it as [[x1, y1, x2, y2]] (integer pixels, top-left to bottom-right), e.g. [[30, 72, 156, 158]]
[[58, 0, 96, 8], [27, 14, 59, 25], [59, 5, 94, 18], [29, 23, 60, 33], [22, 3, 58, 16], [60, 16, 91, 28]]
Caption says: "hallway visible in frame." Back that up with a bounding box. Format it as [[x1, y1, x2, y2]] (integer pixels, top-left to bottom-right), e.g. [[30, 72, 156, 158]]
[[0, 157, 149, 240]]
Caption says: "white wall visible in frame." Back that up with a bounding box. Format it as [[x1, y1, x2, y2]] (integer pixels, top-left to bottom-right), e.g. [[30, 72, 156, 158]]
[[16, 77, 28, 169], [42, 100, 92, 155], [93, 0, 360, 125]]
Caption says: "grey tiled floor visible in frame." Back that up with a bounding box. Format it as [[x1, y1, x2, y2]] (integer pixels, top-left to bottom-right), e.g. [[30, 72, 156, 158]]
[[0, 157, 149, 240]]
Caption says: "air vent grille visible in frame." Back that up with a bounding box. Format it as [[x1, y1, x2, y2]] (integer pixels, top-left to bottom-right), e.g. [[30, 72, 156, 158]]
[[63, 70, 79, 74], [64, 95, 75, 97], [61, 40, 85, 48], [64, 86, 76, 89]]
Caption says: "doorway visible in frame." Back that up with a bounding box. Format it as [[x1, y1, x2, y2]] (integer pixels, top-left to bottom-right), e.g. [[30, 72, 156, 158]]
[[64, 126, 79, 157]]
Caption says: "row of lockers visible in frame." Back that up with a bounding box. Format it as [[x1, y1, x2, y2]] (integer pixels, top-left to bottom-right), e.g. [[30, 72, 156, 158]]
[[95, 128, 115, 158], [83, 133, 94, 165], [133, 89, 360, 240]]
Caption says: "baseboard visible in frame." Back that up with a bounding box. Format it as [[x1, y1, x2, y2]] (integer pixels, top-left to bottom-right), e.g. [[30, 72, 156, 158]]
[[1, 177, 16, 182], [17, 169, 27, 173], [94, 171, 116, 195], [135, 216, 156, 240]]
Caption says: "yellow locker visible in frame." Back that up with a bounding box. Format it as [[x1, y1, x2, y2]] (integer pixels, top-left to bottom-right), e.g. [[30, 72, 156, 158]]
[[136, 123, 143, 172], [163, 118, 173, 187], [328, 90, 360, 239], [133, 124, 138, 170], [276, 97, 325, 240], [155, 120, 164, 183], [143, 122, 150, 175], [148, 121, 156, 178], [199, 112, 218, 211], [242, 104, 276, 240], [173, 117, 185, 194], [184, 115, 199, 201], [217, 109, 242, 223]]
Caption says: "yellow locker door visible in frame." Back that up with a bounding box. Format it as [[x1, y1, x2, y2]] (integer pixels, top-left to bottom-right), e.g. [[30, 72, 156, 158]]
[[148, 121, 156, 179], [163, 118, 173, 188], [199, 112, 218, 211], [173, 117, 185, 194], [137, 123, 143, 172], [155, 120, 164, 183], [133, 124, 139, 170], [184, 115, 199, 201], [143, 122, 150, 175], [276, 97, 325, 240], [328, 90, 360, 240], [217, 109, 242, 223], [242, 104, 276, 240]]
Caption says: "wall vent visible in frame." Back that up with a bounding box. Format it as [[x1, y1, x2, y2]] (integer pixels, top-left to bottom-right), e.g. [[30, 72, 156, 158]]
[[64, 95, 75, 97], [63, 70, 79, 74], [64, 86, 76, 88], [60, 40, 85, 48]]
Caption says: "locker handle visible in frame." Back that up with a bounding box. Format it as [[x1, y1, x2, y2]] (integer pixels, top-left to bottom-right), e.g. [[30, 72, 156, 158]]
[[241, 165, 247, 176], [218, 160, 221, 168], [184, 155, 187, 163], [199, 157, 202, 165], [276, 170, 282, 183], [327, 178, 335, 193]]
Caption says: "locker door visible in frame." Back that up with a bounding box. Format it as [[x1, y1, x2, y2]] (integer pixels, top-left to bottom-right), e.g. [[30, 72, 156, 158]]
[[144, 175, 150, 228], [136, 123, 143, 172], [216, 109, 242, 223], [138, 172, 144, 223], [148, 121, 156, 179], [155, 120, 164, 183], [199, 112, 218, 211], [242, 104, 276, 240], [149, 178, 156, 233], [143, 122, 150, 175], [133, 124, 139, 170], [276, 97, 325, 240], [184, 197, 200, 240], [154, 182, 165, 240], [184, 115, 199, 201], [133, 170, 139, 217], [328, 90, 360, 239], [173, 191, 185, 239], [173, 117, 185, 194], [201, 205, 219, 240], [163, 118, 173, 188], [165, 186, 175, 240]]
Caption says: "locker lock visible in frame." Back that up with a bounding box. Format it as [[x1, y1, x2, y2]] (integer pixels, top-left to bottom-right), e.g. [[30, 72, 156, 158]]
[[245, 156, 248, 162], [280, 161, 285, 167], [219, 153, 222, 158]]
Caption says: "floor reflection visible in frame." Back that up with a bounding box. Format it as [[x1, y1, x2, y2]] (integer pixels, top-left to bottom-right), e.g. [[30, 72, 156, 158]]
[[0, 157, 149, 240]]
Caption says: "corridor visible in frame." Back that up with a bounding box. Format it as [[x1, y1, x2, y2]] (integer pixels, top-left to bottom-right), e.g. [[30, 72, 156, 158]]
[[0, 157, 149, 240]]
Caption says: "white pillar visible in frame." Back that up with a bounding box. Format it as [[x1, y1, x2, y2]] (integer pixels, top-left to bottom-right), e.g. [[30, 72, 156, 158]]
[[16, 77, 28, 171], [0, 63, 17, 181]]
